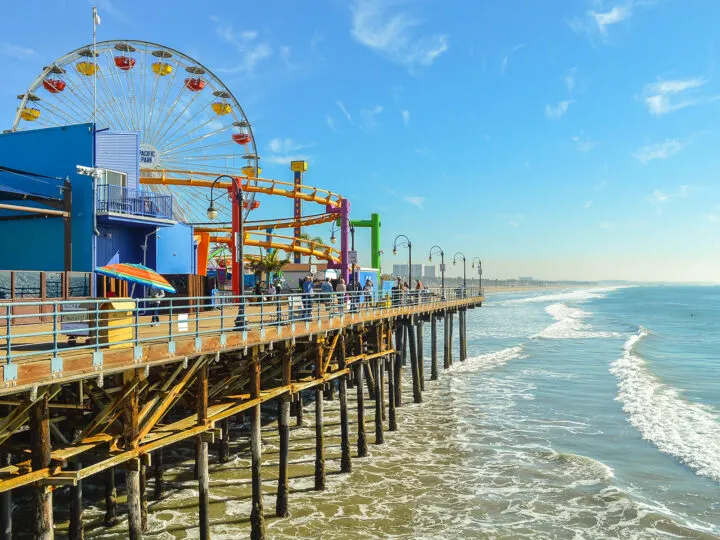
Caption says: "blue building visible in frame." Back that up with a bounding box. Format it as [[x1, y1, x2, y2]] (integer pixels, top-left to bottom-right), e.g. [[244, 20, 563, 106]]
[[0, 123, 196, 295]]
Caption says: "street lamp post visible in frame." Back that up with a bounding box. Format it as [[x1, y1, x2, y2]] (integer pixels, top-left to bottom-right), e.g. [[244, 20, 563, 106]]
[[428, 245, 445, 299], [472, 257, 482, 295], [207, 174, 246, 327], [452, 252, 467, 296], [392, 234, 412, 289]]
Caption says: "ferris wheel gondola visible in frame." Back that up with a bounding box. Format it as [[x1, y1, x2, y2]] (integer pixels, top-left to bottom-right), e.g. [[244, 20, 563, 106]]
[[13, 39, 260, 223]]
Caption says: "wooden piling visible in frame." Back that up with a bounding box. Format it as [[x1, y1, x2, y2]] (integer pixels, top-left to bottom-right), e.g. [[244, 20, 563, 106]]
[[355, 362, 368, 457], [276, 349, 292, 517], [104, 467, 118, 527], [1, 452, 11, 539], [387, 329, 398, 432], [431, 314, 439, 380], [449, 311, 454, 365], [123, 372, 141, 540], [249, 349, 265, 540], [140, 461, 148, 532], [417, 321, 425, 390], [197, 364, 210, 540], [407, 321, 422, 404], [69, 461, 83, 540], [30, 393, 53, 539], [296, 392, 304, 427], [338, 338, 352, 473], [374, 358, 385, 444], [459, 309, 468, 361], [314, 385, 325, 490], [443, 312, 451, 369], [153, 451, 164, 501], [218, 417, 230, 463], [394, 323, 403, 408]]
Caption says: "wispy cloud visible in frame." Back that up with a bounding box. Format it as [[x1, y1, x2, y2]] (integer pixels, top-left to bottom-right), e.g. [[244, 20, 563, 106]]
[[211, 16, 272, 75], [649, 189, 669, 204], [599, 221, 616, 229], [265, 138, 313, 165], [584, 200, 594, 209], [545, 100, 573, 119], [572, 132, 597, 151], [503, 213, 525, 228], [565, 67, 577, 92], [351, 0, 448, 70], [336, 101, 354, 125], [642, 77, 718, 116], [0, 42, 35, 60], [569, 1, 638, 43], [326, 115, 337, 132], [501, 43, 525, 75], [403, 196, 425, 208], [401, 110, 410, 126], [361, 105, 384, 128], [633, 139, 683, 163]]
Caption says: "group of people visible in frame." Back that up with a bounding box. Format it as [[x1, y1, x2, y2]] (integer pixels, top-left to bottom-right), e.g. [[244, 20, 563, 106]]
[[391, 277, 428, 306], [300, 275, 375, 318]]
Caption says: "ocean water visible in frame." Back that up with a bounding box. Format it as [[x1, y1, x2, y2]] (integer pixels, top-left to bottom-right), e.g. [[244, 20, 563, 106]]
[[74, 285, 719, 539]]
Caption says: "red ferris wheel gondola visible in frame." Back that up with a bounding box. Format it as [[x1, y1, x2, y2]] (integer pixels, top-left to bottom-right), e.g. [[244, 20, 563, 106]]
[[113, 42, 136, 71]]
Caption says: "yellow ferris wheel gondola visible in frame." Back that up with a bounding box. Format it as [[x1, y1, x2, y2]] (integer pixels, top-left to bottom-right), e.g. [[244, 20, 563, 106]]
[[17, 93, 41, 122], [75, 48, 99, 76], [151, 49, 173, 76], [211, 90, 233, 115]]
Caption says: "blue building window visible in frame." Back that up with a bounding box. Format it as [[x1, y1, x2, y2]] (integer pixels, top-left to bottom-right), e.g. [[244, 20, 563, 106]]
[[97, 184, 173, 220]]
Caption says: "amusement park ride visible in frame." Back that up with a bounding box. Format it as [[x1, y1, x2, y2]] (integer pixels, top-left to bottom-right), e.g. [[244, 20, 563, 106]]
[[12, 39, 355, 291]]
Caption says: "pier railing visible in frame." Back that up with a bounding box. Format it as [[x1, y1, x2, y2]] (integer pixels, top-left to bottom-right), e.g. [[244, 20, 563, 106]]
[[96, 184, 173, 220], [0, 287, 481, 368]]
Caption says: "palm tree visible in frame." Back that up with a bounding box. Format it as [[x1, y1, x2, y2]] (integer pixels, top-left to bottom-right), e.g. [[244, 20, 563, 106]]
[[298, 232, 324, 264], [248, 250, 291, 284]]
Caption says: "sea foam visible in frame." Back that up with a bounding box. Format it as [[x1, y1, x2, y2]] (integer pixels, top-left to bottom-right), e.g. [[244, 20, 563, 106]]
[[610, 327, 720, 482], [533, 303, 620, 339], [497, 287, 623, 306]]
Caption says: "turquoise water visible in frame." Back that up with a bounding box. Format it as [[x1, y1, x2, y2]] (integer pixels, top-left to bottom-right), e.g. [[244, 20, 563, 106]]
[[461, 285, 720, 537], [82, 285, 719, 539]]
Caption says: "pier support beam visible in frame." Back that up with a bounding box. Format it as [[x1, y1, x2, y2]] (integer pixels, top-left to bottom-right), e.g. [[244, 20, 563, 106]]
[[276, 349, 292, 517], [314, 385, 325, 490], [123, 371, 142, 540], [218, 417, 230, 463], [104, 468, 118, 527], [443, 312, 451, 369], [431, 314, 438, 380], [408, 321, 422, 404], [417, 321, 425, 391], [31, 393, 53, 540], [1, 452, 12, 539], [153, 451, 164, 501], [249, 350, 265, 540], [355, 362, 368, 458], [394, 324, 403, 407], [338, 338, 352, 473], [388, 329, 397, 432], [374, 358, 384, 444], [140, 461, 148, 532], [449, 311, 454, 365], [197, 364, 210, 540], [295, 392, 304, 427], [459, 309, 467, 361], [68, 462, 83, 540]]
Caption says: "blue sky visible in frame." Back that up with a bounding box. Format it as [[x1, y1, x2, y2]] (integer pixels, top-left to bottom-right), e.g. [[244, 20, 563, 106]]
[[1, 0, 719, 282]]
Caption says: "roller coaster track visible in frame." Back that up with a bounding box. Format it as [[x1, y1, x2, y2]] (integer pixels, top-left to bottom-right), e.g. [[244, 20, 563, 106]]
[[209, 231, 341, 263], [141, 168, 343, 265]]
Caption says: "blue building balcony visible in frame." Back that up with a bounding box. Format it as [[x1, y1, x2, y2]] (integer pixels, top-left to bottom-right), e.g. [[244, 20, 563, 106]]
[[97, 185, 173, 221]]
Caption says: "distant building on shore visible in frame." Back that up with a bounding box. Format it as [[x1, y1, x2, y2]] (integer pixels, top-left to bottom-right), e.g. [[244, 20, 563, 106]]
[[392, 263, 423, 280], [424, 265, 436, 279], [519, 276, 534, 281]]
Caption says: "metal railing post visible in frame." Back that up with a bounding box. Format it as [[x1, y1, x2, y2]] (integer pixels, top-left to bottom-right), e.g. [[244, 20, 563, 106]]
[[6, 305, 11, 363], [52, 302, 59, 357], [168, 299, 174, 341], [94, 300, 100, 352], [134, 303, 140, 346]]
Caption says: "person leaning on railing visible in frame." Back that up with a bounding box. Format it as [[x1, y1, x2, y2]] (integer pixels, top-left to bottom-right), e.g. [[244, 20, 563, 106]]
[[302, 276, 314, 320], [335, 278, 347, 314]]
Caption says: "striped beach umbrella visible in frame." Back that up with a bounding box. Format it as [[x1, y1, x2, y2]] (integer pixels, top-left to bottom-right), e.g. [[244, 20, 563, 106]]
[[95, 263, 176, 293]]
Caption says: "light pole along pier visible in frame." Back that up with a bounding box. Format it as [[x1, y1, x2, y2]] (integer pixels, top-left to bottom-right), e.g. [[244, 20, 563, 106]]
[[0, 285, 483, 539]]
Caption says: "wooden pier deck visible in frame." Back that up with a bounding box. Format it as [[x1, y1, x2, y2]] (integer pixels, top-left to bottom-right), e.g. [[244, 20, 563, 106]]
[[0, 291, 482, 539]]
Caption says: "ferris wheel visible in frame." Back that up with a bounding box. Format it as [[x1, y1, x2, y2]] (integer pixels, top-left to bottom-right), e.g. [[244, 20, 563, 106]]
[[12, 39, 260, 223]]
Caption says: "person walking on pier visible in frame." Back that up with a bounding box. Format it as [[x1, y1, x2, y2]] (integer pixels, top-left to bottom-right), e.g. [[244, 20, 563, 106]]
[[150, 287, 165, 326], [335, 277, 347, 314], [302, 275, 314, 320]]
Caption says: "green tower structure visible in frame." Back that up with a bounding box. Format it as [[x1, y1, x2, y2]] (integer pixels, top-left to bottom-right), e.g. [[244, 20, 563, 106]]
[[340, 213, 381, 271]]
